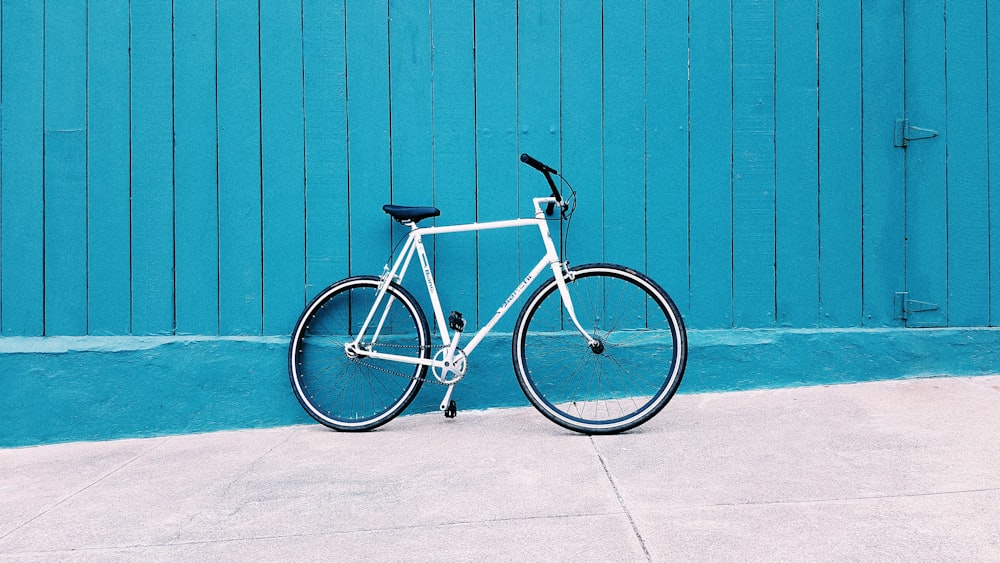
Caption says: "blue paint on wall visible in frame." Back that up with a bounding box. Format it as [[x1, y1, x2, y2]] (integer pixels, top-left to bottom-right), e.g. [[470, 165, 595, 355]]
[[3, 328, 999, 448], [3, 2, 1000, 446], [5, 1, 999, 337]]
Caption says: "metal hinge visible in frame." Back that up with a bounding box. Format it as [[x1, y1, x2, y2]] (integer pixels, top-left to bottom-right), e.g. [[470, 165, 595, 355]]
[[894, 117, 938, 148], [894, 291, 939, 322]]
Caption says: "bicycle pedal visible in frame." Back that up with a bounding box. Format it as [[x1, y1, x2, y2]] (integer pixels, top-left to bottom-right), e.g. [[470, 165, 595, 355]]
[[444, 400, 457, 419], [448, 311, 466, 332]]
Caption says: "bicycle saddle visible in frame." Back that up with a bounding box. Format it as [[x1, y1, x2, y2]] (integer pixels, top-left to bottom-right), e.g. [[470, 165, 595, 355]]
[[382, 204, 441, 223]]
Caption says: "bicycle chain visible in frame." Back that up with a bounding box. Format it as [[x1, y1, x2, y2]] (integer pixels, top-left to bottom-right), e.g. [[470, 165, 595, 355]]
[[348, 341, 453, 386]]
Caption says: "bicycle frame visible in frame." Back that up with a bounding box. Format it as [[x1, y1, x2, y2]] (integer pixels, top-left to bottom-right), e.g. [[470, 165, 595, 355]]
[[346, 196, 596, 411]]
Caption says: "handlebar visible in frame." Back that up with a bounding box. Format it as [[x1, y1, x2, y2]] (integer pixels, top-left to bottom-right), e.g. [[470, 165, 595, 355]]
[[520, 153, 563, 216], [520, 153, 558, 174]]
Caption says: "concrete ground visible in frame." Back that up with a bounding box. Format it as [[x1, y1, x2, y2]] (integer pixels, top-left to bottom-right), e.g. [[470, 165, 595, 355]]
[[2, 375, 998, 562]]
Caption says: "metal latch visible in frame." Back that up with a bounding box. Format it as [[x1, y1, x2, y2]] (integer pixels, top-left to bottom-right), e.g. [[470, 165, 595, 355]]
[[894, 291, 939, 322], [894, 117, 938, 148]]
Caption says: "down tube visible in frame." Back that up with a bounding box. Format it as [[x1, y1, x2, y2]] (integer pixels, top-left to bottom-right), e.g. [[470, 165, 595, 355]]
[[462, 256, 553, 355]]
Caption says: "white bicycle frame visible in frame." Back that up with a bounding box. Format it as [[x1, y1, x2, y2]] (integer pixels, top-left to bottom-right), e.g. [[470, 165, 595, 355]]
[[345, 196, 597, 412]]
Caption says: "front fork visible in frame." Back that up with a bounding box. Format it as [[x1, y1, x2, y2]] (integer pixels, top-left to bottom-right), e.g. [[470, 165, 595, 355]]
[[552, 261, 603, 351]]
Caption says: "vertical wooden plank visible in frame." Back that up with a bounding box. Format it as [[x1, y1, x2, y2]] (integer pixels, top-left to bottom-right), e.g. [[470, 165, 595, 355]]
[[646, 0, 691, 314], [518, 0, 560, 273], [217, 0, 263, 335], [945, 0, 989, 326], [860, 0, 905, 326], [0, 0, 44, 335], [87, 1, 132, 335], [0, 0, 2, 331], [517, 0, 561, 163], [130, 0, 175, 335], [303, 0, 349, 295], [732, 0, 776, 327], [0, 0, 3, 331], [474, 1, 520, 331], [560, 0, 603, 268], [603, 0, 647, 268], [345, 0, 392, 277], [174, 0, 219, 335], [389, 0, 432, 208], [44, 0, 88, 335], [990, 0, 1000, 326], [260, 0, 306, 335], [431, 0, 477, 327], [903, 0, 948, 327], [387, 0, 436, 327], [688, 2, 733, 328], [817, 0, 863, 326], [775, 0, 819, 327]]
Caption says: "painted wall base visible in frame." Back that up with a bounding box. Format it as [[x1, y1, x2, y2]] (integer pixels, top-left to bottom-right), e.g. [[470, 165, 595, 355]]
[[2, 328, 998, 447]]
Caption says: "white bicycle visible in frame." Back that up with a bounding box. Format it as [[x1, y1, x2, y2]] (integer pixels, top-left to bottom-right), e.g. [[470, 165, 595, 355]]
[[288, 154, 687, 434]]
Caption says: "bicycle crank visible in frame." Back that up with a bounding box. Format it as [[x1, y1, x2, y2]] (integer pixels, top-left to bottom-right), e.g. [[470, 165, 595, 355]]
[[431, 347, 468, 385]]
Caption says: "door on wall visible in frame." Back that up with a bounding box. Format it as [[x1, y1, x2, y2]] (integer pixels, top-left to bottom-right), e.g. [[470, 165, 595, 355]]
[[899, 0, 992, 328]]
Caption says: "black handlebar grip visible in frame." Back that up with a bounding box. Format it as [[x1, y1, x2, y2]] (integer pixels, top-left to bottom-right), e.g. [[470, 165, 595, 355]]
[[520, 153, 558, 175], [520, 153, 562, 215]]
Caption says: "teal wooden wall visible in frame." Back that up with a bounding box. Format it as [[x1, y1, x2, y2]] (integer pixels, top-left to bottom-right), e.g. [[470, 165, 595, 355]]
[[3, 0, 1000, 337]]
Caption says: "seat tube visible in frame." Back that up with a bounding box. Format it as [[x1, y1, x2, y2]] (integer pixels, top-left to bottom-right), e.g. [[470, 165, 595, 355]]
[[413, 233, 451, 346]]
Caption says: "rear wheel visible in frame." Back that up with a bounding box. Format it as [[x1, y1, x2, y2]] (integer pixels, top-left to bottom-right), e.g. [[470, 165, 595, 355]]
[[289, 276, 430, 431], [512, 264, 687, 434]]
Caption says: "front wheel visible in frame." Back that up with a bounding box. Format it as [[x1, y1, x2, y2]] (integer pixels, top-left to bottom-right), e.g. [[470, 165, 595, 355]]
[[512, 264, 687, 434]]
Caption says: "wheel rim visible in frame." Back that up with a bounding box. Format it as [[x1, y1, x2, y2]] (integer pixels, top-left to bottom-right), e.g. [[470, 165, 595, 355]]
[[517, 268, 684, 431], [292, 281, 427, 428]]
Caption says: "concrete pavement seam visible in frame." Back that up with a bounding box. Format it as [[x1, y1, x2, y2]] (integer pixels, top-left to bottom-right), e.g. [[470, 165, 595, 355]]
[[683, 486, 1000, 510], [0, 437, 172, 544], [590, 436, 652, 563]]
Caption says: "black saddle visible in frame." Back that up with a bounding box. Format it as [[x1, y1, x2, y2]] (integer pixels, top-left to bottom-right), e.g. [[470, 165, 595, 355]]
[[382, 204, 441, 224]]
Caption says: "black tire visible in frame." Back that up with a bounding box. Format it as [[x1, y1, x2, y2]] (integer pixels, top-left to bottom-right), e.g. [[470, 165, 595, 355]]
[[512, 264, 687, 434], [288, 276, 431, 431]]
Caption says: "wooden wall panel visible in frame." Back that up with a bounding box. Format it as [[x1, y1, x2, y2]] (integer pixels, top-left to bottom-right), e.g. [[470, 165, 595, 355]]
[[559, 0, 604, 271], [818, 1, 864, 326], [474, 2, 520, 332], [990, 2, 1000, 327], [646, 0, 691, 315], [303, 0, 350, 297], [345, 0, 392, 278], [945, 1, 990, 326], [688, 2, 734, 329], [1, 0, 999, 337], [43, 1, 88, 335], [1, 1, 45, 336], [87, 1, 132, 335], [260, 0, 306, 334], [775, 1, 819, 327], [430, 0, 478, 328], [217, 0, 263, 335], [860, 0, 905, 327], [903, 1, 949, 327], [603, 1, 647, 268], [732, 0, 776, 327], [130, 1, 175, 335], [517, 0, 561, 303], [174, 0, 220, 335]]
